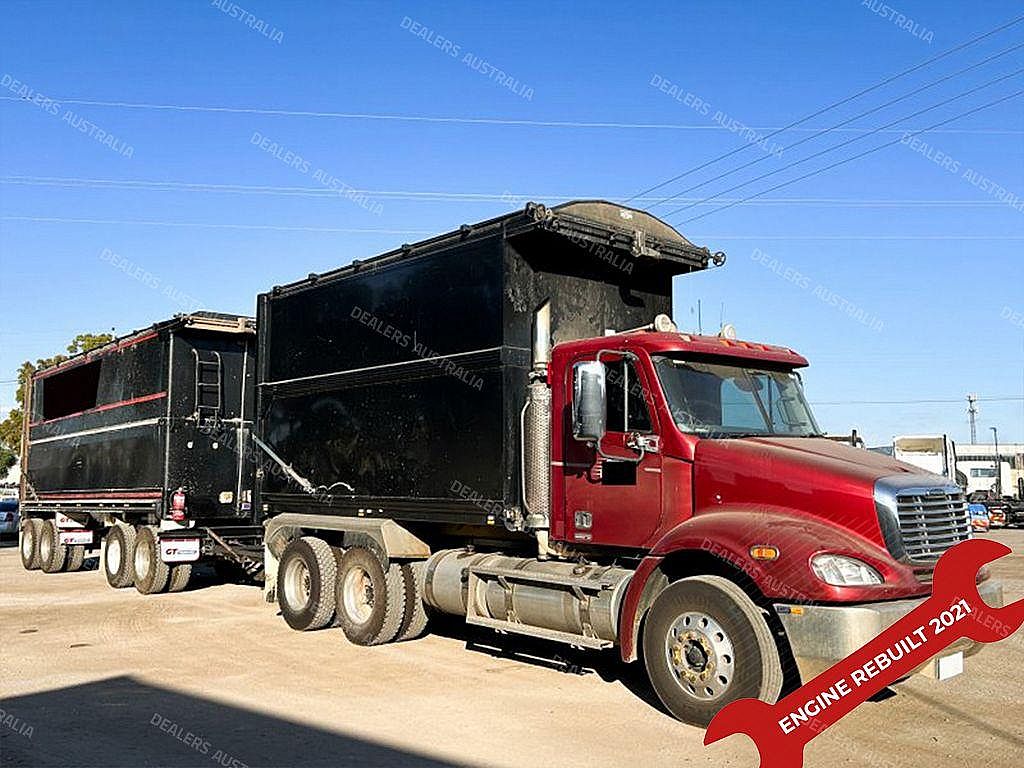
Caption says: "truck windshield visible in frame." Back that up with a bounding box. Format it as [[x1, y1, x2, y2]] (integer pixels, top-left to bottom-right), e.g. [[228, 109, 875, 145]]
[[652, 356, 822, 437]]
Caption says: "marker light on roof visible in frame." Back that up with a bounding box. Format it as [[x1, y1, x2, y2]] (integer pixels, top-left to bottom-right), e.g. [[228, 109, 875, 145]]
[[719, 323, 737, 340], [653, 314, 678, 333]]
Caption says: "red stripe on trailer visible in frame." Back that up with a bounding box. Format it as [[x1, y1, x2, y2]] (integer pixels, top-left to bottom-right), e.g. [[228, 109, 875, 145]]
[[29, 391, 167, 426], [36, 491, 163, 500]]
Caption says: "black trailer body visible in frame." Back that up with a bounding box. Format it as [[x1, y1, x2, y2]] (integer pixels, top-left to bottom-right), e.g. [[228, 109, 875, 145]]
[[255, 201, 712, 535], [21, 312, 258, 536]]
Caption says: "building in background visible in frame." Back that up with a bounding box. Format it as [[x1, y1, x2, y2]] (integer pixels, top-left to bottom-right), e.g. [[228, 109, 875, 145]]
[[957, 444, 1024, 499]]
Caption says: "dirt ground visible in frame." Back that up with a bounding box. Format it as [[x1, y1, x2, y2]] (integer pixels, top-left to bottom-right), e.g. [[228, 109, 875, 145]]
[[1, 531, 1021, 768]]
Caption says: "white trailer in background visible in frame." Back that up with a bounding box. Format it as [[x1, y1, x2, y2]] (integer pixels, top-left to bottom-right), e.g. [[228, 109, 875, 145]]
[[893, 435, 960, 485]]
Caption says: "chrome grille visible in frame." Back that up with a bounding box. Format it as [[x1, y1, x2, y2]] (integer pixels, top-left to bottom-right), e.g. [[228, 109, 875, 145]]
[[895, 489, 971, 561]]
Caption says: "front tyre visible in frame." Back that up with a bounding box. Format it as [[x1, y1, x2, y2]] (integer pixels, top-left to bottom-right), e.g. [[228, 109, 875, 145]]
[[642, 575, 783, 727]]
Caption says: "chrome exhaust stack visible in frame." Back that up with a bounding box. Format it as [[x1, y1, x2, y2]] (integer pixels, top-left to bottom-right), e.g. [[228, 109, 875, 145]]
[[522, 301, 553, 558]]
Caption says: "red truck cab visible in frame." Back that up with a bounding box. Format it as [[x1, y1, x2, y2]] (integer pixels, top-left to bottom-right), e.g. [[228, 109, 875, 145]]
[[548, 324, 1001, 722]]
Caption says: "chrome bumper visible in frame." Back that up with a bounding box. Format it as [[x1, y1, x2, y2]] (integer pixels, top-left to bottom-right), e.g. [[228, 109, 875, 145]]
[[774, 580, 1004, 682]]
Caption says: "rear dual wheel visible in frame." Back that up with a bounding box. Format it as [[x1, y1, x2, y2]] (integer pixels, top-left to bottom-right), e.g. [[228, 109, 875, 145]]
[[103, 523, 137, 589], [134, 526, 170, 594], [335, 547, 407, 646], [20, 518, 43, 570], [277, 536, 337, 631], [39, 520, 67, 573]]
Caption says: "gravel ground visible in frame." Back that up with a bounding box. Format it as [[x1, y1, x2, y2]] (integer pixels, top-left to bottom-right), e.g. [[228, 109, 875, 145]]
[[1, 530, 1021, 767]]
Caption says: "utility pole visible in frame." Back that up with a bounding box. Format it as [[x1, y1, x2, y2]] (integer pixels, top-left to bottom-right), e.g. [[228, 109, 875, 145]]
[[967, 394, 978, 443], [991, 426, 1001, 497]]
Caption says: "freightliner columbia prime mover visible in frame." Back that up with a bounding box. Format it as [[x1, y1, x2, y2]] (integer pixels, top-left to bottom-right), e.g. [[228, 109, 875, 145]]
[[18, 312, 262, 593], [19, 202, 1002, 726]]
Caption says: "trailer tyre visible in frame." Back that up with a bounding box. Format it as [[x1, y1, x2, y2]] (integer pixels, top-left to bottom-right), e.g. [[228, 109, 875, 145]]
[[39, 520, 67, 573], [64, 544, 86, 572], [277, 537, 337, 631], [642, 575, 783, 728], [103, 523, 137, 589], [134, 526, 170, 594], [20, 518, 43, 570], [396, 560, 430, 642], [336, 547, 406, 646], [167, 564, 192, 593]]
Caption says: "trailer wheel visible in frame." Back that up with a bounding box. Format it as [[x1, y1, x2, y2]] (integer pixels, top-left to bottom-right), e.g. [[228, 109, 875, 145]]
[[167, 564, 192, 593], [642, 575, 783, 728], [396, 560, 430, 642], [103, 523, 137, 589], [64, 544, 86, 572], [134, 526, 170, 594], [277, 537, 337, 631], [20, 518, 43, 570], [335, 547, 406, 646], [39, 520, 68, 573]]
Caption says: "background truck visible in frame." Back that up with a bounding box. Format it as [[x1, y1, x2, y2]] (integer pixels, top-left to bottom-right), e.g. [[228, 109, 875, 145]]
[[893, 434, 963, 486], [18, 312, 263, 593], [254, 201, 1001, 726]]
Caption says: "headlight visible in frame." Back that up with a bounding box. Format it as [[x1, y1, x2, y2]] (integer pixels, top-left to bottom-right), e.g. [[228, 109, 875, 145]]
[[811, 554, 883, 586]]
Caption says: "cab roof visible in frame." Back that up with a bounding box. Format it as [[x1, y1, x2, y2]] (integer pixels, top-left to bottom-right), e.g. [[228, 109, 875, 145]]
[[556, 330, 809, 368]]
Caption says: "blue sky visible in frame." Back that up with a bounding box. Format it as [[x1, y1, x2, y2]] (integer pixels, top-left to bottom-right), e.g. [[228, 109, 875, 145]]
[[1, 0, 1021, 447]]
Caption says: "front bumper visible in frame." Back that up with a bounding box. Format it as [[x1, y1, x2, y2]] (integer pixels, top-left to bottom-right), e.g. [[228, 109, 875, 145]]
[[774, 579, 1004, 682]]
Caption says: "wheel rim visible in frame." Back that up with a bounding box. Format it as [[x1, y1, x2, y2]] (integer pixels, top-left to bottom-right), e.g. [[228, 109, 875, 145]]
[[342, 566, 375, 624], [135, 536, 152, 579], [107, 535, 122, 574], [39, 527, 52, 563], [282, 557, 312, 609], [21, 527, 34, 560], [665, 611, 736, 701]]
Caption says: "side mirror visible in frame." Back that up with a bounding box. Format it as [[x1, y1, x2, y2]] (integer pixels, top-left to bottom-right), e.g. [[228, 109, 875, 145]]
[[572, 361, 607, 442]]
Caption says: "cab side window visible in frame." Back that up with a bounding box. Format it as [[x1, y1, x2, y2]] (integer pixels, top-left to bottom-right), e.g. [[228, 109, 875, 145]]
[[605, 359, 653, 433]]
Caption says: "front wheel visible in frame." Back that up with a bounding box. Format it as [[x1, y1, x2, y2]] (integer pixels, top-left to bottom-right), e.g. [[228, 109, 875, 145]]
[[642, 575, 783, 727]]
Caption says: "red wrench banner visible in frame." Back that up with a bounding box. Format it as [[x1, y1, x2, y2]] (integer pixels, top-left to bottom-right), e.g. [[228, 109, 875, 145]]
[[704, 538, 1024, 768]]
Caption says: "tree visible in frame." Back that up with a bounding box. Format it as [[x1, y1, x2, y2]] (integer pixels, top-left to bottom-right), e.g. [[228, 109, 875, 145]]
[[0, 331, 115, 469]]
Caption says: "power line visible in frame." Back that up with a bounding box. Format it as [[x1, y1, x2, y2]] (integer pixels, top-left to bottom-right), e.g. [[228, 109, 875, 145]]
[[649, 40, 1024, 212], [626, 11, 1024, 202], [4, 216, 1023, 239], [0, 94, 1019, 135], [677, 88, 1024, 225], [663, 67, 1024, 218], [812, 396, 1023, 406], [0, 176, 1016, 207]]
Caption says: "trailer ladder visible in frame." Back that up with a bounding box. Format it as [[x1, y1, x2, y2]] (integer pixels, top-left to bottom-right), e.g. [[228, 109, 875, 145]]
[[193, 350, 223, 424]]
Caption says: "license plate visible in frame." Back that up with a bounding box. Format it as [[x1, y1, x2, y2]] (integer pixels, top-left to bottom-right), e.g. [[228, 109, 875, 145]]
[[160, 538, 200, 563], [936, 651, 964, 680], [59, 530, 92, 546]]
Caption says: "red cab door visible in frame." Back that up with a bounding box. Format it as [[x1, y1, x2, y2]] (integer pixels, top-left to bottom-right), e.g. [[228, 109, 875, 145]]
[[562, 353, 664, 548]]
